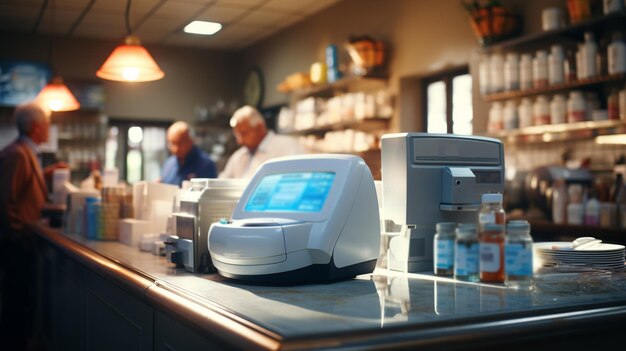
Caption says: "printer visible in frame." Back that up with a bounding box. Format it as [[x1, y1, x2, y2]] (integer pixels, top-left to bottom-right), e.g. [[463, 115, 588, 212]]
[[167, 178, 247, 273], [381, 133, 504, 273], [208, 154, 381, 283]]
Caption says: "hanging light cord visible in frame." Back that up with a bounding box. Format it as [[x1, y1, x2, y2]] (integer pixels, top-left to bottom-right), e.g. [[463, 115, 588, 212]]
[[125, 0, 133, 35]]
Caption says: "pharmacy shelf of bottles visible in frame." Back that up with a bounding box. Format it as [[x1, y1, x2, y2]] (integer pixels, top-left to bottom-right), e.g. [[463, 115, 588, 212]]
[[485, 118, 626, 143], [478, 8, 626, 141], [481, 11, 626, 54], [484, 73, 626, 102]]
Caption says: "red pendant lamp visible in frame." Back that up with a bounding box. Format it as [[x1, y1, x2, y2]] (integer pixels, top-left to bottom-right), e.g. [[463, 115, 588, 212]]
[[36, 76, 80, 112], [96, 0, 164, 82]]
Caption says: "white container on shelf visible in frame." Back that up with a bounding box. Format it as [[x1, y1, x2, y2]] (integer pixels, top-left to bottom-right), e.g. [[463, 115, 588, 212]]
[[567, 91, 587, 122], [533, 50, 549, 88], [603, 0, 624, 14], [548, 45, 564, 85], [518, 98, 533, 128], [520, 54, 533, 90], [533, 95, 551, 125], [608, 32, 626, 75], [490, 53, 505, 93], [504, 53, 520, 91], [581, 32, 598, 78], [503, 100, 518, 130], [488, 102, 504, 133], [550, 94, 567, 124], [586, 92, 601, 120], [479, 54, 491, 95], [619, 88, 626, 120]]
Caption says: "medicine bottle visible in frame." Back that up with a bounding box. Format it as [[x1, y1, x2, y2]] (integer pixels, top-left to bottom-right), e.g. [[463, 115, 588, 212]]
[[433, 222, 457, 277], [454, 224, 480, 282], [505, 220, 534, 290], [478, 193, 506, 229], [532, 50, 549, 88], [479, 223, 505, 283]]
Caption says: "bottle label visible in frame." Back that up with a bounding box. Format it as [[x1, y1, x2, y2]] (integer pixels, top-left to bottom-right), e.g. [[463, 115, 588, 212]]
[[455, 243, 479, 276], [479, 213, 495, 224], [479, 242, 501, 272], [505, 243, 533, 276], [435, 239, 454, 269]]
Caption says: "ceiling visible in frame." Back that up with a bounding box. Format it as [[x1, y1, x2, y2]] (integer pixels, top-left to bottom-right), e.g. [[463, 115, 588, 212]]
[[0, 0, 343, 50]]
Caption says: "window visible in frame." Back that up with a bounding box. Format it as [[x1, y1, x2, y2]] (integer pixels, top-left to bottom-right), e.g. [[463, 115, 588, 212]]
[[423, 68, 473, 135]]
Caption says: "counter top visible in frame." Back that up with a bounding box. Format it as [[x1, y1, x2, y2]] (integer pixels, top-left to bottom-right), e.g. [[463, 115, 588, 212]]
[[30, 222, 626, 350]]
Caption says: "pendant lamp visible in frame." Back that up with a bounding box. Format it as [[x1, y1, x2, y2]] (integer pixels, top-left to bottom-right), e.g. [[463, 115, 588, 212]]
[[96, 0, 164, 82], [35, 0, 80, 111], [36, 76, 80, 112]]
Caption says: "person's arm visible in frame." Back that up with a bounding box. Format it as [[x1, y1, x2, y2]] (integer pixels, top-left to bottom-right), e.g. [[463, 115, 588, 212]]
[[0, 149, 30, 234]]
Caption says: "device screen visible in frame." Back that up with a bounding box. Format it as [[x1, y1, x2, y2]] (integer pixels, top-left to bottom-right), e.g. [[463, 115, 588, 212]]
[[244, 172, 335, 212]]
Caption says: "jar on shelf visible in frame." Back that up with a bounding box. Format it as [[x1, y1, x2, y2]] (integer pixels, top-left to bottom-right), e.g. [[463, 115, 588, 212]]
[[608, 31, 626, 75], [585, 92, 601, 120], [532, 50, 549, 88], [564, 48, 577, 83], [503, 100, 518, 130], [567, 91, 586, 122], [518, 97, 533, 128], [488, 102, 504, 132], [519, 54, 533, 90], [479, 54, 491, 95], [618, 87, 626, 120], [533, 95, 550, 125], [550, 94, 567, 124], [504, 53, 520, 91], [608, 89, 620, 120], [603, 0, 624, 14], [580, 31, 598, 79], [489, 53, 505, 93], [548, 45, 564, 85]]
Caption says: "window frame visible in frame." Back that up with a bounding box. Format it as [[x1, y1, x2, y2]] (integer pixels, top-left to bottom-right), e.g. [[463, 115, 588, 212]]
[[421, 66, 470, 133]]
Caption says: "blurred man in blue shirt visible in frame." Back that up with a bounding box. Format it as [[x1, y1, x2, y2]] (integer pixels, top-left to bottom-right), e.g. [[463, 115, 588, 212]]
[[159, 121, 216, 186]]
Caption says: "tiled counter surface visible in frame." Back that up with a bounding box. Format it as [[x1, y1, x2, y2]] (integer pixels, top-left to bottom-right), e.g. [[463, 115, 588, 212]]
[[30, 222, 626, 350]]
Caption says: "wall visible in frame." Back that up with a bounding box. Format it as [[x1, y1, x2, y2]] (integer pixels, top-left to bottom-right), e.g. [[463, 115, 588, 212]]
[[240, 0, 478, 132], [0, 32, 240, 122]]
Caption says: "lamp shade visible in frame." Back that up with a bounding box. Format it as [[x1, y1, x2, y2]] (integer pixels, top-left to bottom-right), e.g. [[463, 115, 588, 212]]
[[36, 76, 80, 112], [96, 36, 165, 82]]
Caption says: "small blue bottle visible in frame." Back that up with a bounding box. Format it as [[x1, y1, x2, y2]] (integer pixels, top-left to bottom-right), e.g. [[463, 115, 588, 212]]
[[326, 44, 341, 83]]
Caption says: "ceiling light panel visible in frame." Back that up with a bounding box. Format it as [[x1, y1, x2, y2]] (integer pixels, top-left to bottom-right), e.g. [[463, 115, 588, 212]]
[[184, 20, 222, 35]]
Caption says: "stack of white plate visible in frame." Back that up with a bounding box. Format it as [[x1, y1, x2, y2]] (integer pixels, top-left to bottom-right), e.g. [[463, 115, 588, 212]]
[[534, 242, 626, 271]]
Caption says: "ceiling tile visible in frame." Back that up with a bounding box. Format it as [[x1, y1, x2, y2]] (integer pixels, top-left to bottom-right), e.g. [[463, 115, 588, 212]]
[[72, 11, 126, 39], [0, 4, 41, 31], [237, 9, 292, 29], [300, 0, 340, 15], [215, 0, 266, 7], [54, 0, 93, 10], [161, 32, 205, 46], [196, 4, 248, 23], [133, 17, 183, 42], [152, 0, 206, 20], [38, 8, 85, 35], [263, 0, 317, 14]]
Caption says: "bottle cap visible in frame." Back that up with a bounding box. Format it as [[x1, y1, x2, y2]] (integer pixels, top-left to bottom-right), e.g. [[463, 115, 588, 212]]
[[457, 223, 477, 236], [482, 193, 503, 204], [436, 222, 457, 233], [507, 220, 530, 232]]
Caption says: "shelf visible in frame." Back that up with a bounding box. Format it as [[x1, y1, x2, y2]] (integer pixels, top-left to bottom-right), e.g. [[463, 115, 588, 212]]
[[483, 73, 626, 102], [282, 117, 390, 136], [485, 119, 626, 143], [289, 75, 388, 100], [481, 11, 626, 53]]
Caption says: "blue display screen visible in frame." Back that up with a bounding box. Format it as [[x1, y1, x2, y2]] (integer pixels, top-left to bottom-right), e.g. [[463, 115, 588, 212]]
[[244, 172, 336, 212]]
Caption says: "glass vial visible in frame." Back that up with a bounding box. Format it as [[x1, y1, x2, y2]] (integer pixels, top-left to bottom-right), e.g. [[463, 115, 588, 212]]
[[479, 223, 506, 283], [505, 220, 534, 290], [478, 193, 506, 229], [434, 222, 457, 277], [454, 224, 480, 282]]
